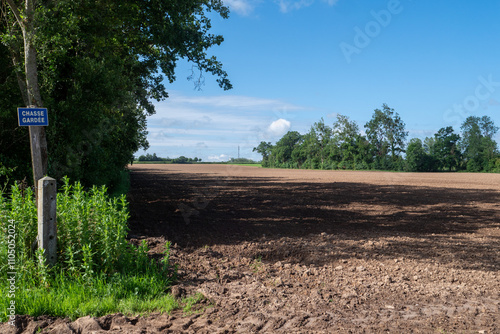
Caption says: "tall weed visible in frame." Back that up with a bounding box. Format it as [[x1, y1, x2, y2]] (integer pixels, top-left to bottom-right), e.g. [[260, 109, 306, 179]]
[[0, 178, 177, 321]]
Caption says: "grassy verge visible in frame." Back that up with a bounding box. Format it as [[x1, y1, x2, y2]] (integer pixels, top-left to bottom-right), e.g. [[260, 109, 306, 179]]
[[0, 178, 178, 322], [14, 272, 179, 320]]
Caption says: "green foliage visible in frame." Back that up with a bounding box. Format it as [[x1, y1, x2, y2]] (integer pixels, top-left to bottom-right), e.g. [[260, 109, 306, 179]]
[[138, 153, 165, 162], [405, 138, 423, 172], [0, 40, 31, 185], [0, 179, 177, 321], [405, 138, 437, 172], [182, 293, 208, 314], [432, 126, 461, 171], [228, 158, 259, 164], [492, 157, 500, 173], [1, 0, 230, 188], [309, 119, 332, 169], [273, 131, 303, 166], [56, 177, 131, 274], [253, 142, 273, 167], [460, 116, 499, 172], [253, 111, 385, 171], [252, 108, 499, 173], [137, 154, 201, 163], [331, 114, 363, 164], [364, 103, 408, 165]]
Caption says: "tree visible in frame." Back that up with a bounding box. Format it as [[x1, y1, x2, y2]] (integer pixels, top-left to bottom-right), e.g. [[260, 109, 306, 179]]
[[432, 126, 461, 171], [332, 114, 359, 144], [423, 136, 436, 155], [2, 0, 48, 187], [253, 142, 273, 167], [405, 138, 425, 172], [405, 138, 438, 172], [1, 0, 231, 187], [271, 131, 302, 167], [352, 134, 372, 169], [364, 104, 408, 169], [308, 118, 332, 169], [173, 156, 189, 164], [460, 116, 499, 172], [332, 114, 360, 165]]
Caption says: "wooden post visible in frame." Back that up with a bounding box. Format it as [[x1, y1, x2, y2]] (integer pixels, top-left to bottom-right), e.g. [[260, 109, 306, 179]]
[[29, 126, 48, 201], [37, 177, 57, 266]]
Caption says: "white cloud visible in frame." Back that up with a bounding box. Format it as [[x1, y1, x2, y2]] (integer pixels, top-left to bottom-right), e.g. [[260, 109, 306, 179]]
[[407, 129, 437, 139], [137, 93, 305, 161], [276, 0, 312, 13], [224, 0, 256, 16], [207, 154, 231, 162], [171, 94, 302, 111], [276, 0, 339, 13], [268, 118, 291, 136]]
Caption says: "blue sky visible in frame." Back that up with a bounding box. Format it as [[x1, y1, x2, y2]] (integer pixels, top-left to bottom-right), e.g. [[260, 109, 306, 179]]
[[136, 0, 500, 162]]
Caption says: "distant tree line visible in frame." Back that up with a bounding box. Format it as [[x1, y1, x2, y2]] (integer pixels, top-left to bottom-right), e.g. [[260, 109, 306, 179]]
[[228, 158, 259, 164], [137, 154, 201, 163], [254, 104, 500, 173]]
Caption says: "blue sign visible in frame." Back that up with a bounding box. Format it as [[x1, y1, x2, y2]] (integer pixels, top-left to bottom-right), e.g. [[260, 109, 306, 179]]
[[17, 108, 48, 126]]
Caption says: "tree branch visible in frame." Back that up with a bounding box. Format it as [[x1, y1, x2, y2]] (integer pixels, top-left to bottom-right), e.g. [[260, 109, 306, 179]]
[[4, 0, 24, 30], [12, 52, 29, 105]]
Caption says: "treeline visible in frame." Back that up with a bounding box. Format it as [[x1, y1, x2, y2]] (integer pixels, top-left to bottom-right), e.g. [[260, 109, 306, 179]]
[[137, 154, 201, 163], [227, 158, 259, 164], [136, 155, 259, 164], [253, 104, 500, 173]]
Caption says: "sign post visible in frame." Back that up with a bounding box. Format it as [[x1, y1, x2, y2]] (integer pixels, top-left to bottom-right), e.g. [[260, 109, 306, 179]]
[[17, 107, 49, 198], [18, 107, 54, 264], [17, 107, 49, 126], [37, 177, 57, 267]]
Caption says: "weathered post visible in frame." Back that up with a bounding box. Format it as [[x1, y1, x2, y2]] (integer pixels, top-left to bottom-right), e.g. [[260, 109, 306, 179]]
[[37, 177, 57, 266], [29, 126, 48, 201], [17, 107, 49, 201]]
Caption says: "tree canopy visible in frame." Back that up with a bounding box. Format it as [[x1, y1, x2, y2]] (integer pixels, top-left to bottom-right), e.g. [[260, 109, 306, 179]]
[[364, 103, 408, 170], [460, 116, 499, 172], [254, 104, 500, 173], [1, 0, 231, 187]]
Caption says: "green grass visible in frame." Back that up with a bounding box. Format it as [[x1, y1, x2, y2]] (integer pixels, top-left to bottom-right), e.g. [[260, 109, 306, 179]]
[[0, 178, 180, 322], [13, 273, 180, 320], [182, 292, 209, 314]]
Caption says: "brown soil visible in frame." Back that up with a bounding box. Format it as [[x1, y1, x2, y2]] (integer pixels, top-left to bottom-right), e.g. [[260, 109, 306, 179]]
[[4, 165, 500, 333]]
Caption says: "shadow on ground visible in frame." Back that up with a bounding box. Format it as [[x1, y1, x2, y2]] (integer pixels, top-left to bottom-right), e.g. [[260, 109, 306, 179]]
[[127, 167, 500, 272]]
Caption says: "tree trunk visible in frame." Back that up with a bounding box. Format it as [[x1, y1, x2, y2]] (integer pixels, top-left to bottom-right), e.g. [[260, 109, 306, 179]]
[[6, 0, 49, 186], [24, 23, 48, 185]]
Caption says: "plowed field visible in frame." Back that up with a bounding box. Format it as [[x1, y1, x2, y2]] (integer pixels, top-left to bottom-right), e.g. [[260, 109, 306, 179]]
[[7, 164, 500, 333]]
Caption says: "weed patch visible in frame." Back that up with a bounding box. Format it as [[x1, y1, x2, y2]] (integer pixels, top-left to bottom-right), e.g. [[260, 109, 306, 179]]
[[0, 178, 177, 321]]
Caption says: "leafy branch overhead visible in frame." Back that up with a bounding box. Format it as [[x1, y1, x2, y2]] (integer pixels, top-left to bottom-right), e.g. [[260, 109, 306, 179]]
[[0, 0, 232, 187]]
